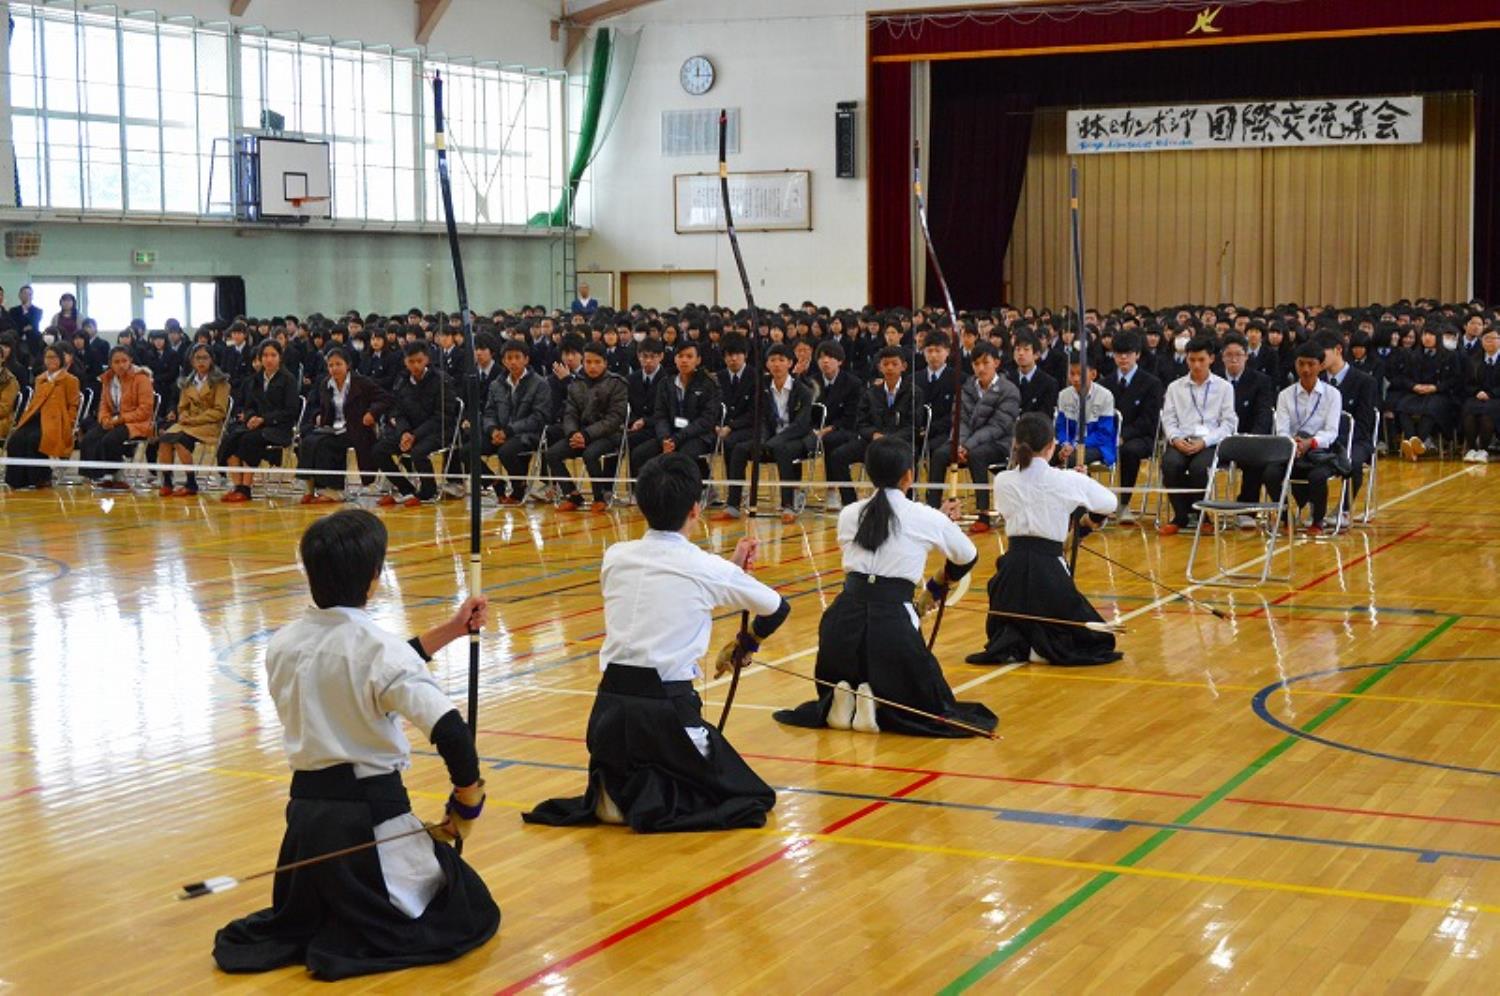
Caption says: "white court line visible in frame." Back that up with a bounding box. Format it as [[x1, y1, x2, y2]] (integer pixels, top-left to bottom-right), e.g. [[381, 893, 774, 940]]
[[1112, 464, 1478, 626]]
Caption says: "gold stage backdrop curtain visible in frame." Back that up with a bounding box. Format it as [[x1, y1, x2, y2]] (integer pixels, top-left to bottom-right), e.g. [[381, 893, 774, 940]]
[[1002, 93, 1473, 309]]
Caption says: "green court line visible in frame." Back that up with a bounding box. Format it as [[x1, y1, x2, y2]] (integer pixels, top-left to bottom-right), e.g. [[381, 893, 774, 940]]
[[938, 614, 1461, 994]]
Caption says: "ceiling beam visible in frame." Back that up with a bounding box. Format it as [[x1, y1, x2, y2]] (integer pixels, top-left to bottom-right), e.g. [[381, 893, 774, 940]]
[[416, 0, 453, 46], [565, 0, 661, 29], [228, 0, 251, 16]]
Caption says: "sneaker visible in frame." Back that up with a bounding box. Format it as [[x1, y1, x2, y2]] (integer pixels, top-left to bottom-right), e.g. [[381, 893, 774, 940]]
[[377, 494, 398, 507], [172, 486, 196, 498], [1157, 522, 1181, 536], [969, 517, 992, 535], [780, 508, 797, 525], [498, 494, 522, 506], [852, 682, 880, 734], [1118, 505, 1137, 524], [1478, 451, 1490, 464], [299, 492, 316, 505], [1463, 449, 1479, 463], [221, 490, 249, 504], [590, 501, 609, 514], [403, 495, 424, 509], [1235, 514, 1257, 530], [1305, 522, 1325, 536], [557, 498, 583, 512], [828, 681, 855, 730], [1199, 517, 1215, 536], [712, 507, 741, 522], [159, 485, 174, 498], [824, 490, 842, 512], [1400, 437, 1419, 461]]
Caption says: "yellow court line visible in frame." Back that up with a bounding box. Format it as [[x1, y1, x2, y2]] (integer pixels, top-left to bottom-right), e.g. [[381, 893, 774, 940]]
[[752, 830, 1500, 916], [1008, 669, 1500, 711]]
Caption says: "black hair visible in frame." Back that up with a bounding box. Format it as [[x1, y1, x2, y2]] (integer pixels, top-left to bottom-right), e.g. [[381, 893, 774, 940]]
[[1221, 332, 1249, 352], [1312, 329, 1345, 353], [1013, 329, 1041, 351], [560, 332, 586, 354], [1186, 336, 1217, 356], [765, 343, 793, 361], [815, 340, 845, 362], [853, 437, 914, 552], [258, 339, 282, 358], [402, 339, 429, 358], [970, 340, 998, 361], [1012, 412, 1054, 469], [300, 509, 388, 609], [875, 344, 906, 363], [675, 340, 699, 357], [108, 345, 131, 362], [475, 331, 501, 353], [583, 341, 607, 359], [636, 337, 664, 356], [325, 345, 354, 369], [1112, 330, 1141, 355], [501, 338, 530, 359], [1295, 342, 1324, 362], [636, 453, 702, 531], [721, 332, 749, 356], [923, 330, 951, 351]]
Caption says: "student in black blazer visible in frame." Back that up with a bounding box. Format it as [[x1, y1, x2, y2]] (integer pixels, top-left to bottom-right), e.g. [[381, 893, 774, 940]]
[[218, 340, 303, 503], [1101, 331, 1163, 520], [809, 340, 860, 462], [1314, 330, 1379, 517], [1007, 330, 1060, 416], [915, 331, 958, 448], [297, 346, 391, 502], [1219, 334, 1276, 505], [625, 338, 667, 458], [630, 340, 722, 472], [718, 344, 815, 521], [826, 345, 914, 506], [714, 333, 758, 470]]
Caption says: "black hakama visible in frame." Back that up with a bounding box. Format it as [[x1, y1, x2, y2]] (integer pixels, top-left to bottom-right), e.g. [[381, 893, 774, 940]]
[[213, 766, 499, 980], [967, 536, 1122, 667], [773, 574, 998, 738], [522, 663, 775, 832]]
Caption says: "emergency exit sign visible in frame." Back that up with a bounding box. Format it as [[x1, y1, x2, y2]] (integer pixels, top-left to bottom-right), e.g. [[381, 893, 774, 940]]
[[132, 249, 157, 266]]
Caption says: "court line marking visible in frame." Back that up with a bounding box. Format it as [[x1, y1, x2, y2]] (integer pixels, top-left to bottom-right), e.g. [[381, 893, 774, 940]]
[[747, 830, 1500, 916], [493, 773, 942, 995], [938, 614, 1461, 993]]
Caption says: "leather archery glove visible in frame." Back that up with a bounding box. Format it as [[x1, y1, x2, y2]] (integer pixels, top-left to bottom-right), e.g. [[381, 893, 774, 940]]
[[914, 573, 949, 617], [713, 630, 759, 678], [430, 780, 485, 845]]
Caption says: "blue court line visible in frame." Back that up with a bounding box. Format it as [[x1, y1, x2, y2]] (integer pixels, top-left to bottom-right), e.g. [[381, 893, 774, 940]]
[[1252, 658, 1500, 777], [417, 749, 1500, 868]]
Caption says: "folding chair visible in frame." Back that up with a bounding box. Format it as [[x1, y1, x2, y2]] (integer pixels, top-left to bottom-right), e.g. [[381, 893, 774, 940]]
[[607, 403, 634, 507], [118, 392, 162, 491], [1359, 404, 1380, 525], [1139, 418, 1171, 522], [197, 395, 234, 491], [254, 396, 309, 498], [1186, 434, 1297, 586], [0, 387, 30, 491], [403, 397, 464, 500], [1311, 411, 1355, 538], [59, 388, 95, 486], [785, 402, 828, 514]]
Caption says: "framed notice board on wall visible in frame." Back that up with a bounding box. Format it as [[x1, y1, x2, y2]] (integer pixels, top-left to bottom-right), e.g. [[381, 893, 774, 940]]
[[674, 170, 812, 233]]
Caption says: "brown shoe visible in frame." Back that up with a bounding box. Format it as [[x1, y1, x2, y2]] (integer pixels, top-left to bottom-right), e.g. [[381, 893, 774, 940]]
[[590, 501, 609, 513], [781, 510, 797, 525], [308, 493, 337, 505], [1157, 522, 1181, 536], [557, 499, 582, 512], [1199, 518, 1215, 536]]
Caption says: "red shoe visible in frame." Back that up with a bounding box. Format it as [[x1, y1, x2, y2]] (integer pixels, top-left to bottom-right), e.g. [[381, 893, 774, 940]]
[[221, 490, 248, 504], [557, 499, 582, 512], [1305, 522, 1325, 536], [159, 485, 174, 498], [308, 494, 337, 505], [1157, 523, 1181, 536], [403, 496, 423, 509], [969, 518, 992, 535], [299, 493, 316, 505], [1199, 518, 1215, 536], [172, 486, 195, 498], [498, 495, 522, 506], [377, 495, 397, 507], [590, 501, 609, 513]]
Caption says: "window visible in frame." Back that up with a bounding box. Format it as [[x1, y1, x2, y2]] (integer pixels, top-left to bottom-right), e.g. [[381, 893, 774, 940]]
[[5, 5, 572, 230], [28, 283, 79, 327], [84, 282, 133, 332]]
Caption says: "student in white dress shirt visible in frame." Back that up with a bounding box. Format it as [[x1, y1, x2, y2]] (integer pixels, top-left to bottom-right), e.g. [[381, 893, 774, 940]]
[[967, 413, 1123, 667], [1159, 336, 1238, 534], [214, 510, 499, 980], [1262, 343, 1344, 533], [524, 452, 791, 832], [774, 436, 997, 738]]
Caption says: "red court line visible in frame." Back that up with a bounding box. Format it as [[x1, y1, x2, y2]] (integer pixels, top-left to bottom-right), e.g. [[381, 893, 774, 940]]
[[494, 772, 940, 995], [1245, 524, 1427, 617], [0, 785, 41, 803], [478, 728, 1500, 828]]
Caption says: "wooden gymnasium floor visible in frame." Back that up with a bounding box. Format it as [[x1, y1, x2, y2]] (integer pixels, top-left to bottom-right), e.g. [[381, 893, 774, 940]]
[[0, 459, 1497, 993]]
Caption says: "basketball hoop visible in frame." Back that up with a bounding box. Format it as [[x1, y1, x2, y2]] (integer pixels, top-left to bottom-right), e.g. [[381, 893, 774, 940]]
[[287, 195, 331, 211]]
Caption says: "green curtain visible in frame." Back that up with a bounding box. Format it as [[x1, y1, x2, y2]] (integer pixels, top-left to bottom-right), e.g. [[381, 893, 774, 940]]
[[530, 28, 611, 227]]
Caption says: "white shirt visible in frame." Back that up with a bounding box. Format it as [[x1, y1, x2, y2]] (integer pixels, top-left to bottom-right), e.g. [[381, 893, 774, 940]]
[[769, 377, 793, 428], [838, 488, 977, 585], [598, 530, 782, 682], [1274, 379, 1342, 450], [328, 376, 350, 431], [1162, 373, 1237, 445], [992, 460, 1118, 542], [265, 606, 454, 779]]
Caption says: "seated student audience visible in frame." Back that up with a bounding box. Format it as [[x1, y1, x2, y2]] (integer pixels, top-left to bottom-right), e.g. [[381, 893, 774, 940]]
[[219, 340, 302, 503], [1395, 325, 1462, 460], [1009, 330, 1060, 417], [80, 346, 156, 489], [1054, 357, 1117, 470], [714, 333, 757, 470], [1461, 325, 1500, 462], [1101, 331, 1163, 524], [826, 345, 914, 508], [373, 341, 458, 507], [157, 344, 230, 496], [916, 330, 957, 449], [1315, 329, 1379, 521], [718, 344, 815, 523], [925, 341, 1020, 533], [297, 346, 390, 504], [1262, 344, 1346, 534], [1216, 333, 1277, 519], [481, 340, 551, 503], [5, 343, 80, 490], [629, 339, 720, 473], [0, 356, 18, 441], [544, 342, 630, 512], [1158, 337, 1237, 535]]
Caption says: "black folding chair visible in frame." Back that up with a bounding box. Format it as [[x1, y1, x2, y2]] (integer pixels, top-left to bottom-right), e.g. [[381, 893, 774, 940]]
[[1187, 433, 1297, 586]]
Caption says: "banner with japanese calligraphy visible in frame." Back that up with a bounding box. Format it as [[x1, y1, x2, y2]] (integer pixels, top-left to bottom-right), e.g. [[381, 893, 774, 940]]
[[1067, 96, 1423, 154]]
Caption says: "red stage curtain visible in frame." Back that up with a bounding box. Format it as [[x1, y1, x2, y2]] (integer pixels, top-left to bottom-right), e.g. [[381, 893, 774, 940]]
[[869, 62, 911, 308], [925, 64, 1033, 310]]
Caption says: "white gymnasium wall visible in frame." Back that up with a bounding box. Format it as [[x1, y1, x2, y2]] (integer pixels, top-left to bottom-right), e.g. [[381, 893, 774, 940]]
[[581, 0, 965, 310]]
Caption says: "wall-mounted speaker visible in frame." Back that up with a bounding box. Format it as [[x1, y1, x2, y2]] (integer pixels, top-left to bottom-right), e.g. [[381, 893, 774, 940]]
[[836, 101, 857, 179]]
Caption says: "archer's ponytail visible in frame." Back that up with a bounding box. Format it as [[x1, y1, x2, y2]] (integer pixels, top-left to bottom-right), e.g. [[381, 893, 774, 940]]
[[1011, 412, 1054, 470], [852, 437, 914, 552]]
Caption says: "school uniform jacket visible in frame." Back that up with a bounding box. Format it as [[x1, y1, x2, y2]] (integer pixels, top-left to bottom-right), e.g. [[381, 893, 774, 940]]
[[1007, 367, 1060, 417], [96, 365, 157, 439], [561, 372, 629, 444], [754, 377, 815, 447], [359, 347, 402, 390], [855, 377, 917, 443], [386, 368, 458, 441], [627, 367, 665, 426], [1389, 347, 1462, 401], [716, 367, 757, 433], [312, 373, 390, 463], [1101, 366, 1163, 448], [957, 375, 1022, 454], [1325, 364, 1379, 450], [482, 369, 551, 448], [0, 369, 19, 439], [810, 370, 860, 434], [1467, 352, 1500, 401], [172, 370, 231, 445], [238, 368, 303, 446], [916, 366, 957, 441], [651, 370, 722, 447], [1226, 368, 1276, 436]]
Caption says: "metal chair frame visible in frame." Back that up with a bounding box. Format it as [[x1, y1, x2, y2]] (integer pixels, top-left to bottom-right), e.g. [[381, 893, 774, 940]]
[[1186, 433, 1297, 587]]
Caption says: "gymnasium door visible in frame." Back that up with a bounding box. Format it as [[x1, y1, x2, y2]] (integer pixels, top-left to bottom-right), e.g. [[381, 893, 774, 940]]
[[620, 270, 717, 310]]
